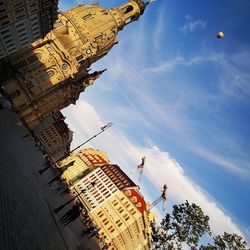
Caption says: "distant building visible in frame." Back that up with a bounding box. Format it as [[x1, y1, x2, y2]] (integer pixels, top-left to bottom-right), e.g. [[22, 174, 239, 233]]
[[0, 0, 148, 128], [0, 0, 58, 59], [71, 164, 152, 250], [33, 111, 72, 161], [59, 148, 109, 185]]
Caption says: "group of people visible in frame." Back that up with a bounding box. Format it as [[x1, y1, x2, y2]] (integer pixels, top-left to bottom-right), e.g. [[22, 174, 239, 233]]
[[39, 157, 109, 248], [60, 202, 84, 226]]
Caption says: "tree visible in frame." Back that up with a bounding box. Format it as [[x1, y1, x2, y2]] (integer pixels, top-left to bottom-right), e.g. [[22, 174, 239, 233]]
[[200, 232, 249, 250], [152, 200, 211, 249]]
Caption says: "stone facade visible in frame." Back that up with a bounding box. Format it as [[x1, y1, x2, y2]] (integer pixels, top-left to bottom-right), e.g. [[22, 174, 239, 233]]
[[0, 0, 58, 59], [33, 111, 72, 161]]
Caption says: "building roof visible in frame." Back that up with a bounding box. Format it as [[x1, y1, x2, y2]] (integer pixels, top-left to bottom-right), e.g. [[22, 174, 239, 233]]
[[122, 187, 147, 214], [101, 164, 137, 189]]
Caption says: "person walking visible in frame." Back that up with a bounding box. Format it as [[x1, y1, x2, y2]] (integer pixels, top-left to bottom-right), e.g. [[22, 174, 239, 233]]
[[60, 203, 83, 226]]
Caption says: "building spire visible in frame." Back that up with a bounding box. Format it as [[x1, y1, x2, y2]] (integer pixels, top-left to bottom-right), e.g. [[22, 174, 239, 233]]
[[110, 0, 150, 30]]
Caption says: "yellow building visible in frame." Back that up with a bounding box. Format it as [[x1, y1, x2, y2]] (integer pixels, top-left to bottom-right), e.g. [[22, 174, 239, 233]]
[[80, 148, 110, 167], [0, 0, 149, 128], [59, 148, 109, 185], [71, 164, 152, 250]]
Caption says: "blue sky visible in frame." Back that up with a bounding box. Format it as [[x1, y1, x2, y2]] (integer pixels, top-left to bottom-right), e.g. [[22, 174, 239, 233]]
[[60, 0, 250, 242]]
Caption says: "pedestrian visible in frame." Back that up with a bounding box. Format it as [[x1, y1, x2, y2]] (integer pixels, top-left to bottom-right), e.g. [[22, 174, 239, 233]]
[[60, 203, 83, 226], [90, 227, 100, 238], [47, 174, 61, 186], [22, 133, 30, 139], [60, 204, 79, 222], [15, 121, 22, 127], [0, 93, 12, 110], [53, 186, 63, 194], [38, 160, 53, 175], [82, 224, 95, 236], [61, 187, 70, 195]]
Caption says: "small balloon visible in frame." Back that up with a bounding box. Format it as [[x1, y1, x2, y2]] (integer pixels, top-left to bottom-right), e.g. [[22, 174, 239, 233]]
[[216, 32, 224, 39]]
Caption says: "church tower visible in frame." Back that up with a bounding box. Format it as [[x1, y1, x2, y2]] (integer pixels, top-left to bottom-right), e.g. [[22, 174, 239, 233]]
[[1, 0, 149, 128]]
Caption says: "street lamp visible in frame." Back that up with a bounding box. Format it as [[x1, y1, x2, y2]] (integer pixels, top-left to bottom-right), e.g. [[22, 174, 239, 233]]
[[55, 122, 113, 164], [38, 122, 113, 174]]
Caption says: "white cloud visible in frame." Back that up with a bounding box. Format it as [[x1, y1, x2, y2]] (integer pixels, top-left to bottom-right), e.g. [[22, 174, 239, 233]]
[[153, 6, 166, 51], [218, 51, 250, 98], [144, 54, 223, 73], [179, 15, 207, 34], [62, 100, 247, 239]]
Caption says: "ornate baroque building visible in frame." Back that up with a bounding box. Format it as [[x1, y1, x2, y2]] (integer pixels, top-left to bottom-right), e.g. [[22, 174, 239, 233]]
[[0, 0, 149, 128], [0, 0, 58, 59]]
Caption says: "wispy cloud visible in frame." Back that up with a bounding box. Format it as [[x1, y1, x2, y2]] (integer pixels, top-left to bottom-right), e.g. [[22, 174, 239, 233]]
[[153, 5, 166, 51], [218, 51, 250, 99], [144, 54, 223, 73], [179, 14, 207, 34], [189, 144, 250, 177]]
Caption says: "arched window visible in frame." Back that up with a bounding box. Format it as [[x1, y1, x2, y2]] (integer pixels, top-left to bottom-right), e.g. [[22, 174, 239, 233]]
[[123, 5, 133, 14]]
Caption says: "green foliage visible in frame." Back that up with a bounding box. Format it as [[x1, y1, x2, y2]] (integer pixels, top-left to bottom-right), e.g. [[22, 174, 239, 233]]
[[200, 232, 249, 250], [151, 200, 249, 250], [152, 200, 211, 249]]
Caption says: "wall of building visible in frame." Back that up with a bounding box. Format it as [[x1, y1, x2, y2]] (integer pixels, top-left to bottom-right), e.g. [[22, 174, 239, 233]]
[[58, 148, 110, 184], [33, 111, 72, 161], [0, 0, 58, 59], [70, 163, 151, 250]]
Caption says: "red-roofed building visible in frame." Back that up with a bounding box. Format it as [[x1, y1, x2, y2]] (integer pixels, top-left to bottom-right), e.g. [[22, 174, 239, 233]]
[[122, 187, 147, 214], [71, 164, 152, 250]]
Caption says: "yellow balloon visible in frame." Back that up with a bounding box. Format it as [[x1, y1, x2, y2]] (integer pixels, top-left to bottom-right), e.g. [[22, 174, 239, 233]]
[[216, 32, 224, 38]]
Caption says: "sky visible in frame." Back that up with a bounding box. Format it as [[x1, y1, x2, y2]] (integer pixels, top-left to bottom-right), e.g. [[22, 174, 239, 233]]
[[59, 0, 250, 243]]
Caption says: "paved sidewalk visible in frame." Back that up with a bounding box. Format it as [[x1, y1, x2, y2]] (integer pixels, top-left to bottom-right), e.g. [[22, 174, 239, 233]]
[[0, 110, 100, 250]]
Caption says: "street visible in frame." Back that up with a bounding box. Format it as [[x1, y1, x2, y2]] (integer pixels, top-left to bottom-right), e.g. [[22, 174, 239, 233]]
[[0, 110, 100, 250]]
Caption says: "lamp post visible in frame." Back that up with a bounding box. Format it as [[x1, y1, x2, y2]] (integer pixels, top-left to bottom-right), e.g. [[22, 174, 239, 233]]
[[55, 122, 113, 165], [38, 122, 113, 174]]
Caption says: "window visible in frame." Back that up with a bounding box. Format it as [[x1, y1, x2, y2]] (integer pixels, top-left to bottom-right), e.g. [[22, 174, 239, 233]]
[[61, 63, 68, 71], [123, 5, 134, 14], [54, 21, 64, 29], [47, 70, 54, 77], [14, 60, 27, 70], [9, 89, 21, 99], [39, 72, 50, 81], [27, 55, 37, 63], [76, 54, 84, 62], [95, 34, 103, 40], [35, 53, 42, 59], [26, 81, 34, 89], [82, 13, 92, 20], [125, 17, 132, 24]]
